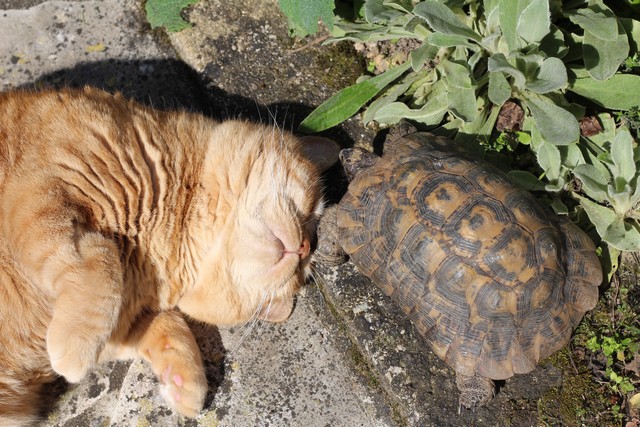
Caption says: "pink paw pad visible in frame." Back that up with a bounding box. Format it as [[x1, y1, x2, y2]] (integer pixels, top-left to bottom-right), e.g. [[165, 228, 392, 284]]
[[173, 374, 184, 387]]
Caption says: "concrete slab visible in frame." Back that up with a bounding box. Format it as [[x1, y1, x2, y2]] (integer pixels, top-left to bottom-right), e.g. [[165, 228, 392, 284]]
[[0, 1, 397, 426], [0, 0, 592, 425]]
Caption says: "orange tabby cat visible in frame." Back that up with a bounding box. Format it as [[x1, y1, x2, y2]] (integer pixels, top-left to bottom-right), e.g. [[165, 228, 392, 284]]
[[0, 87, 333, 425]]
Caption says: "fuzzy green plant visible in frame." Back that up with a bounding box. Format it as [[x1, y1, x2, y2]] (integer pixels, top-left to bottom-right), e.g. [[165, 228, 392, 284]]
[[282, 0, 640, 253]]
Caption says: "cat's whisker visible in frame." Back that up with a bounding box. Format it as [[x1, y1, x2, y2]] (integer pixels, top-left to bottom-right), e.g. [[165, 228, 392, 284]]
[[249, 291, 274, 343], [225, 291, 270, 356], [306, 266, 329, 311], [205, 291, 268, 356]]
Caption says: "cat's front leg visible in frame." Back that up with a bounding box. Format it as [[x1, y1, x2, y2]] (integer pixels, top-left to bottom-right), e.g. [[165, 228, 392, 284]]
[[45, 232, 124, 382], [132, 310, 207, 418], [5, 198, 125, 383]]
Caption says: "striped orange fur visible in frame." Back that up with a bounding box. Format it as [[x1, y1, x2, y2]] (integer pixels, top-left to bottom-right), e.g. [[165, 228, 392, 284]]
[[0, 87, 327, 424]]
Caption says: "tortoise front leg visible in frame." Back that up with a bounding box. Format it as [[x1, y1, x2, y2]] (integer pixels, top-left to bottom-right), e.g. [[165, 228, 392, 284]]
[[315, 205, 348, 267]]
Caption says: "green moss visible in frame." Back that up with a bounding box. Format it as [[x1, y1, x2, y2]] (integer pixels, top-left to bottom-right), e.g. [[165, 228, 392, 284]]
[[537, 347, 621, 425], [314, 41, 366, 90]]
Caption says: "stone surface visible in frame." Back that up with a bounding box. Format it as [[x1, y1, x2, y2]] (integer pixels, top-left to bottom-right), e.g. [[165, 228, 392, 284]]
[[0, 0, 587, 425], [0, 1, 394, 426], [42, 286, 394, 427]]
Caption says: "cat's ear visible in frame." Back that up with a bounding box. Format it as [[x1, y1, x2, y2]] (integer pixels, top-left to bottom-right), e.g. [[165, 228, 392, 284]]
[[258, 296, 294, 323], [299, 136, 340, 173]]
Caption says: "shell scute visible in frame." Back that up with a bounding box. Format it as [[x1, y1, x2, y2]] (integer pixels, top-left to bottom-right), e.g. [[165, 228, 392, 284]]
[[337, 133, 602, 380], [439, 195, 513, 260]]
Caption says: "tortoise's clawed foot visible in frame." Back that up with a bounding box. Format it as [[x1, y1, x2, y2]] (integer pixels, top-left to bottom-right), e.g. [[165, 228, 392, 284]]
[[456, 373, 495, 412], [315, 205, 348, 267]]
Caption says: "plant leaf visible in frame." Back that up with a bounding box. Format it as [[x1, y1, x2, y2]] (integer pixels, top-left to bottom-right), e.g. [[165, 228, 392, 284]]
[[620, 18, 640, 54], [439, 59, 472, 89], [446, 85, 478, 122], [427, 32, 477, 49], [410, 45, 439, 71], [488, 71, 511, 106], [498, 0, 527, 52], [537, 141, 562, 181], [583, 16, 630, 81], [299, 61, 411, 132], [384, 0, 415, 14], [567, 4, 618, 41], [525, 57, 567, 94], [539, 25, 569, 58], [145, 0, 200, 32], [524, 95, 580, 145], [573, 164, 610, 203], [412, 0, 481, 41], [604, 218, 640, 252], [611, 128, 637, 184], [516, 0, 550, 44], [488, 53, 526, 89], [364, 0, 403, 24], [550, 196, 569, 215], [373, 91, 448, 125], [508, 170, 547, 191], [568, 69, 640, 111], [362, 72, 423, 124], [574, 195, 640, 251]]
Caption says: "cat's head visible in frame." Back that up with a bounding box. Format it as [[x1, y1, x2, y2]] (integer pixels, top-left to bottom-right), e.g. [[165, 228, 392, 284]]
[[179, 120, 338, 326]]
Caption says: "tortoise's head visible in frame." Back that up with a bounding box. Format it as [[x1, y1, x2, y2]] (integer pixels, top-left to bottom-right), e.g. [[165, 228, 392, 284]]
[[339, 148, 379, 181]]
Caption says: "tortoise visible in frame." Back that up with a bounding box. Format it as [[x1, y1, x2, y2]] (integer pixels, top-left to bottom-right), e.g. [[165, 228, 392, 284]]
[[316, 128, 602, 408]]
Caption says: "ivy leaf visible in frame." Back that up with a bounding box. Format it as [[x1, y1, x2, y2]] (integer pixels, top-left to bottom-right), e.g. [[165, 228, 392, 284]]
[[299, 61, 411, 132], [145, 0, 199, 32], [278, 0, 335, 37], [413, 0, 481, 41]]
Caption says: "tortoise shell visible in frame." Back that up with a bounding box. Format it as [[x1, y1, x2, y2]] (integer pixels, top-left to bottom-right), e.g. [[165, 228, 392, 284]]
[[336, 132, 601, 380]]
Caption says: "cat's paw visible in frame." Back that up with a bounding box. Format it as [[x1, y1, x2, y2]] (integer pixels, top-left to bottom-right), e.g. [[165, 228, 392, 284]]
[[155, 347, 207, 417], [46, 331, 100, 383]]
